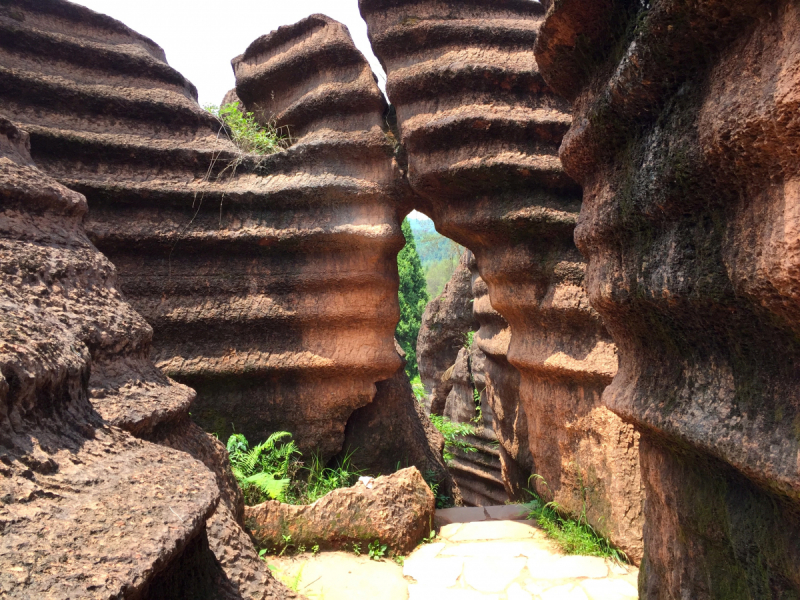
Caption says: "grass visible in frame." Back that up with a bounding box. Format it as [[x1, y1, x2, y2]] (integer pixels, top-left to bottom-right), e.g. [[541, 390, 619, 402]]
[[205, 102, 289, 155], [227, 432, 362, 506], [524, 476, 628, 563]]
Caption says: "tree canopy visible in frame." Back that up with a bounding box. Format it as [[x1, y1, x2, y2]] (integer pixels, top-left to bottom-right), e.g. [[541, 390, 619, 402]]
[[397, 219, 429, 378]]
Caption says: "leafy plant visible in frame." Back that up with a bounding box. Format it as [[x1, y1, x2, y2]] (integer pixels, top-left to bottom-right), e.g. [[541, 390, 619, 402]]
[[410, 374, 427, 404], [423, 469, 452, 509], [429, 414, 477, 462], [368, 540, 387, 561], [393, 555, 405, 567], [205, 103, 288, 155], [227, 431, 300, 504], [352, 542, 362, 556], [525, 475, 628, 563]]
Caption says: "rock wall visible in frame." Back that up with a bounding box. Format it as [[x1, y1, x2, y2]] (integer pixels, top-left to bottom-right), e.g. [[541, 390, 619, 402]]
[[0, 2, 404, 461], [537, 0, 800, 594], [417, 250, 476, 414], [469, 254, 534, 502], [359, 0, 644, 559], [0, 117, 241, 599]]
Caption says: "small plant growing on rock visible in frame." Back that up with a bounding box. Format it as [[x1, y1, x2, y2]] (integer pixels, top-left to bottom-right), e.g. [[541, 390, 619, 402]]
[[429, 414, 477, 462], [368, 540, 387, 561], [205, 103, 289, 155]]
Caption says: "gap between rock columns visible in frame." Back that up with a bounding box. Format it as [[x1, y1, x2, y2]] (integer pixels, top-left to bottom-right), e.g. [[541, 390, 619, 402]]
[[358, 0, 645, 563]]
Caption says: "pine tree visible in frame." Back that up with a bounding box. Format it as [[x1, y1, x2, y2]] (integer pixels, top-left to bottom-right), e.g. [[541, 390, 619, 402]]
[[397, 218, 429, 378]]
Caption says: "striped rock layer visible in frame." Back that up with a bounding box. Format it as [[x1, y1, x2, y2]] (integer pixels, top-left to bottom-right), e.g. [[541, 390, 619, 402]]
[[0, 2, 404, 460], [468, 253, 533, 502], [0, 118, 222, 598], [360, 0, 644, 559], [537, 0, 800, 594]]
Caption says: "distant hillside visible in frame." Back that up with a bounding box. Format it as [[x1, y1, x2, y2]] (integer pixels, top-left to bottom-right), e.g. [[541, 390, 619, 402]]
[[408, 218, 464, 298]]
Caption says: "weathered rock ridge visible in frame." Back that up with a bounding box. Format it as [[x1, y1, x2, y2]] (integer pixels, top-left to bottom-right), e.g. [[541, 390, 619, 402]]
[[0, 117, 239, 599], [537, 0, 800, 594], [359, 0, 644, 560], [0, 2, 404, 461]]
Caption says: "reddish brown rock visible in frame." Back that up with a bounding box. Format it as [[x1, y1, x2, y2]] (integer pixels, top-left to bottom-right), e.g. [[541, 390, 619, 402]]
[[537, 0, 800, 593], [360, 0, 643, 561], [246, 467, 435, 555], [0, 2, 404, 462], [339, 345, 460, 506], [417, 250, 476, 414], [443, 346, 508, 506], [0, 118, 221, 598], [469, 255, 533, 502]]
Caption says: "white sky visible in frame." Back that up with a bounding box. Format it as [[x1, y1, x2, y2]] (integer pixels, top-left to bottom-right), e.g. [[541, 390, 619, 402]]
[[71, 0, 385, 107]]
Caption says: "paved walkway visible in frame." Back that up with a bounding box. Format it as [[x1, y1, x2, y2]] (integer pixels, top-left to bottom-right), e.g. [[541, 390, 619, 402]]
[[268, 506, 639, 600]]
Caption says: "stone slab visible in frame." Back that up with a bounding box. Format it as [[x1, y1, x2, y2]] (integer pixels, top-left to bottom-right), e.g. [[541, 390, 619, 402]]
[[580, 578, 639, 599], [448, 520, 539, 542], [435, 506, 488, 527], [528, 555, 609, 580], [485, 505, 531, 521], [463, 557, 527, 592], [440, 540, 552, 560]]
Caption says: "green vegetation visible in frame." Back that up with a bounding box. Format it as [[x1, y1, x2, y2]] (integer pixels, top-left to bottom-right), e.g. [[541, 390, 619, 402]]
[[397, 219, 429, 378], [410, 374, 427, 403], [525, 476, 628, 563], [227, 432, 361, 506], [368, 540, 387, 561], [423, 469, 452, 509], [408, 218, 465, 298], [205, 102, 288, 155], [227, 432, 298, 505], [429, 414, 477, 463]]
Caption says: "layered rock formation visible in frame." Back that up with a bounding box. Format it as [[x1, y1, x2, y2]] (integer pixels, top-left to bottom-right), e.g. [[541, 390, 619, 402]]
[[469, 255, 534, 502], [537, 0, 800, 593], [0, 118, 224, 598], [0, 1, 404, 461], [417, 250, 476, 414], [246, 467, 435, 555], [360, 0, 643, 559]]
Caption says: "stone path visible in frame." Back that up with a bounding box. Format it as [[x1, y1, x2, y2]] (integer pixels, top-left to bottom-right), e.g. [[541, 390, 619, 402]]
[[267, 506, 639, 600]]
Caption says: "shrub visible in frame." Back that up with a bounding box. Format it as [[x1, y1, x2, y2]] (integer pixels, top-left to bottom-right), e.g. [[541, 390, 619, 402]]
[[205, 103, 288, 155]]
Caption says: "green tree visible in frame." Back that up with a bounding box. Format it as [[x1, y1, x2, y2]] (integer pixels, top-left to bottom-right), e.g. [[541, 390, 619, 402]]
[[397, 218, 429, 378]]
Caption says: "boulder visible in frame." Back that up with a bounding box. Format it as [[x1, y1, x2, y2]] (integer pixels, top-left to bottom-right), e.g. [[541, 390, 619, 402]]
[[536, 0, 800, 592], [359, 0, 644, 562], [417, 250, 477, 414], [245, 468, 435, 555]]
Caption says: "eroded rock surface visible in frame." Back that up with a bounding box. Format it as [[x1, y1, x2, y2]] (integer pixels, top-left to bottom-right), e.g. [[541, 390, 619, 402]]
[[469, 255, 534, 503], [537, 0, 800, 593], [339, 344, 459, 506], [0, 118, 221, 598], [417, 250, 476, 415], [246, 467, 435, 555], [360, 0, 643, 560], [0, 1, 404, 462]]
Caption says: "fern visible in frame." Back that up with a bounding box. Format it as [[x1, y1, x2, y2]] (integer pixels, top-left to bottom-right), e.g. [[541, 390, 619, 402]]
[[227, 431, 300, 504]]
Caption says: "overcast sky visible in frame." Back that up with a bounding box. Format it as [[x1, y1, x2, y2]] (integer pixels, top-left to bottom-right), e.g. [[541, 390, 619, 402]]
[[71, 0, 385, 107]]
